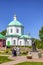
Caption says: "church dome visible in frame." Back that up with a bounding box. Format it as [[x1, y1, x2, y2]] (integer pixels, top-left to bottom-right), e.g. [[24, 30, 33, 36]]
[[8, 15, 24, 27]]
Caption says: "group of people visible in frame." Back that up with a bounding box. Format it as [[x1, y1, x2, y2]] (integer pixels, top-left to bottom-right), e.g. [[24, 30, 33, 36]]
[[12, 47, 20, 56]]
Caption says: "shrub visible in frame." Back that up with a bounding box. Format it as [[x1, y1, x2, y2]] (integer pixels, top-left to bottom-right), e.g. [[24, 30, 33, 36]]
[[4, 50, 9, 53], [21, 51, 28, 55]]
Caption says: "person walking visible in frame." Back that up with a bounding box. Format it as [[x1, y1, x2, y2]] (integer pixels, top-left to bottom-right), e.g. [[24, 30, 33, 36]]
[[16, 47, 20, 56], [12, 48, 17, 56], [14, 48, 17, 56], [12, 48, 15, 56]]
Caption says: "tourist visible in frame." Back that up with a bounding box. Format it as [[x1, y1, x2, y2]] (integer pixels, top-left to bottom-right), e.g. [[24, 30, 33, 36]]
[[16, 47, 20, 56], [12, 48, 15, 56], [14, 48, 17, 56]]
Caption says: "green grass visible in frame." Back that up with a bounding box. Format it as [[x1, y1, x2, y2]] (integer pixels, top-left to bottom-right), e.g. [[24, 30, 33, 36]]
[[0, 56, 12, 64], [15, 62, 43, 65]]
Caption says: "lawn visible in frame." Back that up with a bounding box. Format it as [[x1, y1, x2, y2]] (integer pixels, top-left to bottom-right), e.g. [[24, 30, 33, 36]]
[[0, 56, 12, 64], [15, 62, 43, 65]]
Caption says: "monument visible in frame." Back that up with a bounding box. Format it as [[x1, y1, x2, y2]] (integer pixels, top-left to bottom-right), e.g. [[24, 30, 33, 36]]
[[32, 40, 37, 52], [28, 40, 42, 59]]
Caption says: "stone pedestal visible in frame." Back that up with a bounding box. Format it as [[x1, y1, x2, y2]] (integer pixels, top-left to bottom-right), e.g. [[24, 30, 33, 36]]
[[28, 51, 42, 59]]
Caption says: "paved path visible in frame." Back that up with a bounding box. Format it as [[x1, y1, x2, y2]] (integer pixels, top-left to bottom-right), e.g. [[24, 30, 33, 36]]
[[0, 56, 43, 65]]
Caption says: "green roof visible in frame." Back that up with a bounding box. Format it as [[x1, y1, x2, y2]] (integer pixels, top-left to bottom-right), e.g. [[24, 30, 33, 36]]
[[20, 35, 31, 39], [6, 34, 21, 37], [8, 20, 24, 27], [0, 34, 6, 39], [6, 34, 31, 39]]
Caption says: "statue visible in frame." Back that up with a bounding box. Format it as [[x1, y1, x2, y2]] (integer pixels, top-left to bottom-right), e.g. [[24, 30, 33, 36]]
[[32, 40, 36, 52]]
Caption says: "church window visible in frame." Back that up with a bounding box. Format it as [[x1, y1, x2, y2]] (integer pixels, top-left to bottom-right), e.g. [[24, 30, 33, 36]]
[[14, 40, 16, 45], [11, 29, 12, 33], [16, 29, 19, 33]]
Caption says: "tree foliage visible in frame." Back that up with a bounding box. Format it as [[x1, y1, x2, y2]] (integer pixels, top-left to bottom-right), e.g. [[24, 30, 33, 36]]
[[35, 39, 42, 49], [31, 38, 43, 49], [39, 26, 43, 42], [0, 30, 6, 36]]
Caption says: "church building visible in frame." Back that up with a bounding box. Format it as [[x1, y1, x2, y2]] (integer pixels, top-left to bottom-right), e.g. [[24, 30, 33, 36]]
[[6, 15, 32, 46]]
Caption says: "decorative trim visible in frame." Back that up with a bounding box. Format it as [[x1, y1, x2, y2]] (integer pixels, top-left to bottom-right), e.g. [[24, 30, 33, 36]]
[[8, 25, 24, 28]]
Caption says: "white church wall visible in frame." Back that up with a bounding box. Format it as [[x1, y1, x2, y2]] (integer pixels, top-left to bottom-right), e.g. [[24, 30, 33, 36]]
[[6, 26, 15, 35], [6, 37, 18, 46], [6, 37, 14, 46], [6, 37, 32, 46], [6, 26, 24, 35], [18, 39, 32, 46], [27, 39, 32, 46], [15, 27, 23, 35], [18, 39, 25, 46], [12, 37, 18, 46]]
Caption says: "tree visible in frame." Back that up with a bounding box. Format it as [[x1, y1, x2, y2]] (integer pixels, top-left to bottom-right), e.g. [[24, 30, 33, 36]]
[[35, 39, 42, 49], [31, 38, 43, 49], [39, 26, 43, 42], [0, 30, 6, 36]]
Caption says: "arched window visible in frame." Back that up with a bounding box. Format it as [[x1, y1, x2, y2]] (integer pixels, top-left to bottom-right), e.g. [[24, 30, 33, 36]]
[[11, 29, 12, 33], [13, 40, 16, 46], [16, 29, 19, 33]]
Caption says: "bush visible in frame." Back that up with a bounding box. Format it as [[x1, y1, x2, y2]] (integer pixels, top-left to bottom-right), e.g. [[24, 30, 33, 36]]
[[22, 52, 27, 54], [4, 50, 9, 53], [21, 51, 28, 55]]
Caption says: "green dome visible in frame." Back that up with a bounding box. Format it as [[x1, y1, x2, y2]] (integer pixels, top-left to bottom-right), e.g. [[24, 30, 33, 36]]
[[8, 20, 23, 27], [8, 15, 24, 27], [8, 15, 23, 27]]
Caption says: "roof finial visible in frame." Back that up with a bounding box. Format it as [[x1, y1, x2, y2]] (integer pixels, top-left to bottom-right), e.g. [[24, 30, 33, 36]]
[[14, 15, 17, 20]]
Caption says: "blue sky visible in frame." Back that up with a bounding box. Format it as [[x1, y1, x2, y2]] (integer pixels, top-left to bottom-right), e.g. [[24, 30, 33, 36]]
[[0, 0, 43, 39]]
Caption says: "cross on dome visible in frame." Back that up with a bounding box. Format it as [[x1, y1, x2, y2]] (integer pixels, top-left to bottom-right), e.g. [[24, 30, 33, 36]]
[[14, 15, 17, 20]]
